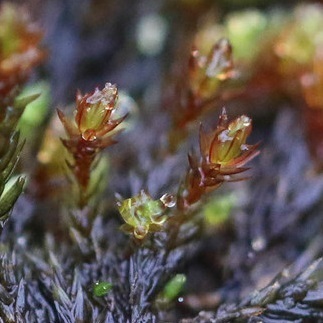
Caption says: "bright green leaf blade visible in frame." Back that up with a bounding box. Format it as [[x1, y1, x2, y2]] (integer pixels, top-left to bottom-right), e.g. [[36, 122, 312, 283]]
[[93, 282, 113, 297], [0, 176, 25, 218]]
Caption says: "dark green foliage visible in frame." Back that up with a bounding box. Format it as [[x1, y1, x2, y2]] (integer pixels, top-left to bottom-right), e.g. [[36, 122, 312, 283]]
[[0, 94, 38, 230]]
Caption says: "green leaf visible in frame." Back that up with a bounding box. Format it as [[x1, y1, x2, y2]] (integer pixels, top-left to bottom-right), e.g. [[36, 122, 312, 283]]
[[93, 282, 113, 297], [0, 132, 20, 172], [1, 141, 24, 183], [161, 274, 186, 302], [14, 93, 40, 111], [0, 176, 25, 219]]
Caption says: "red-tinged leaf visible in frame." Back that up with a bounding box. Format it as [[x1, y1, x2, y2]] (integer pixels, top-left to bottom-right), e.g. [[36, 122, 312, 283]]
[[57, 109, 79, 138]]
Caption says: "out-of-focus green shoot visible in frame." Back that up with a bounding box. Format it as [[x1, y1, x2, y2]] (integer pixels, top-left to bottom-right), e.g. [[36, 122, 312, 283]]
[[203, 193, 237, 227], [0, 2, 45, 226], [195, 4, 323, 70], [194, 10, 267, 64], [18, 81, 50, 134], [226, 10, 267, 62], [157, 274, 187, 303], [32, 114, 69, 200], [93, 281, 113, 297], [274, 5, 323, 66], [168, 37, 237, 152], [0, 93, 39, 225], [189, 38, 235, 100]]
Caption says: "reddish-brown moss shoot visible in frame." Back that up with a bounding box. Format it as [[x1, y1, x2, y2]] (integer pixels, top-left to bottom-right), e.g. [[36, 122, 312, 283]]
[[58, 82, 126, 207], [177, 108, 259, 210], [0, 3, 45, 105], [168, 38, 236, 151]]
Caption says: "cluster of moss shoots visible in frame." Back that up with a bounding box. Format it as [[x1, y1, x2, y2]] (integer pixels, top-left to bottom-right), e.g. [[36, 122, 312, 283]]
[[1, 1, 323, 321]]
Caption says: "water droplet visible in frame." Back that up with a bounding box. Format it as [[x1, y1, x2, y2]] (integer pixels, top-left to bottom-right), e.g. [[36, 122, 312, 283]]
[[86, 83, 117, 106], [251, 236, 266, 251], [86, 88, 103, 104], [160, 194, 176, 208], [240, 115, 251, 127], [218, 130, 233, 142], [17, 237, 26, 246], [82, 129, 96, 141]]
